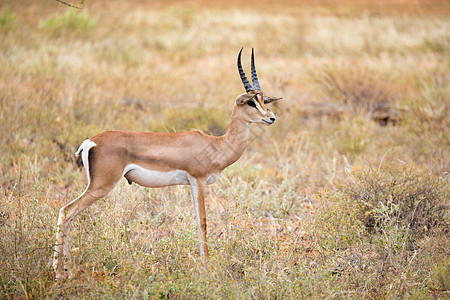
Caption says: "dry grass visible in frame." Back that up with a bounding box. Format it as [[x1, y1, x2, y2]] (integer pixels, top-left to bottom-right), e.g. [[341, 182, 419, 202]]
[[0, 0, 449, 298]]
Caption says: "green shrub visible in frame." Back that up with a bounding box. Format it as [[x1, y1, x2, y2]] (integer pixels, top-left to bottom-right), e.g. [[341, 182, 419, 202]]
[[346, 165, 448, 239], [310, 166, 449, 296], [42, 9, 96, 37], [404, 74, 449, 135]]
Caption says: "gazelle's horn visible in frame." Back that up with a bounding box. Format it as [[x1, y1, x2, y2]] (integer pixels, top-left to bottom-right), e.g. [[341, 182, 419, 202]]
[[251, 48, 261, 90], [237, 48, 254, 92]]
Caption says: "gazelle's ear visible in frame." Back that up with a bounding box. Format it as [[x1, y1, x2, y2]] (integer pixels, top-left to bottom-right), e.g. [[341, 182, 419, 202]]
[[236, 93, 256, 105], [263, 96, 282, 104]]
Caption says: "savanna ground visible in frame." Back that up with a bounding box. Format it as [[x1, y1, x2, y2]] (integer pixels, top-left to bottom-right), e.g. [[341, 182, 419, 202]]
[[0, 0, 449, 298]]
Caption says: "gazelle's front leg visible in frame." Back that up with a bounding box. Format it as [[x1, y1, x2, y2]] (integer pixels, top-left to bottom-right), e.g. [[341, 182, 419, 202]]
[[189, 177, 210, 260]]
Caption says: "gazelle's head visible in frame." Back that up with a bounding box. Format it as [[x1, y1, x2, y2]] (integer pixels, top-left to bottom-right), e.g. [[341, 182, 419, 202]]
[[234, 48, 282, 126]]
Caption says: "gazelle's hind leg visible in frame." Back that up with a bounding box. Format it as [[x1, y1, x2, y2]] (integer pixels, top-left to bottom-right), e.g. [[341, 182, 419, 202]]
[[53, 183, 116, 280]]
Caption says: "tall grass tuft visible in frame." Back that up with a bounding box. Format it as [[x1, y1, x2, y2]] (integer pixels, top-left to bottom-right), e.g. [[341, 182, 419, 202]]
[[311, 64, 399, 124]]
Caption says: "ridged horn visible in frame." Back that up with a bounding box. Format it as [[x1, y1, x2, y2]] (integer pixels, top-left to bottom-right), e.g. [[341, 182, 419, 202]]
[[237, 48, 254, 92], [251, 48, 261, 90]]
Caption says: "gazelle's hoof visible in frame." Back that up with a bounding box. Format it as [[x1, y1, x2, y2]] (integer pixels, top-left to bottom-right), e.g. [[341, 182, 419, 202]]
[[54, 268, 73, 281], [53, 260, 61, 280], [53, 259, 73, 280]]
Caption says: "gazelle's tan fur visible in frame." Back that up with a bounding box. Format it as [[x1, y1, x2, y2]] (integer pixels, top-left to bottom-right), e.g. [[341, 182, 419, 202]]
[[53, 49, 281, 280]]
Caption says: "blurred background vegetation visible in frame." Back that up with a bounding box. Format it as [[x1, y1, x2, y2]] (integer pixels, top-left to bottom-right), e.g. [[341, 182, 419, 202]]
[[0, 0, 448, 298]]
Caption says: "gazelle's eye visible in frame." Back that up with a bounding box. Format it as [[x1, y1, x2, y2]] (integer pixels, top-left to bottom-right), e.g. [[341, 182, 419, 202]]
[[247, 100, 256, 108]]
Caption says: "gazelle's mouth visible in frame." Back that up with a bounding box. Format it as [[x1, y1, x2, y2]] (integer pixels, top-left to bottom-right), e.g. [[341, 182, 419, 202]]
[[262, 119, 274, 125]]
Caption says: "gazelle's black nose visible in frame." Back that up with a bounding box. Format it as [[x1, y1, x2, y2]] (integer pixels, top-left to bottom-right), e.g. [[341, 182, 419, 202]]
[[270, 118, 276, 123]]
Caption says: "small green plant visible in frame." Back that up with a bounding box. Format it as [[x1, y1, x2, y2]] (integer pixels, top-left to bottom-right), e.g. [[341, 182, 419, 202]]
[[0, 5, 17, 32], [42, 9, 96, 37], [333, 116, 372, 155]]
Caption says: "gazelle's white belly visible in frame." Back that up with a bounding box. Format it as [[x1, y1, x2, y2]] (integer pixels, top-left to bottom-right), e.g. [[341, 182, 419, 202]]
[[123, 164, 190, 187], [123, 164, 221, 187]]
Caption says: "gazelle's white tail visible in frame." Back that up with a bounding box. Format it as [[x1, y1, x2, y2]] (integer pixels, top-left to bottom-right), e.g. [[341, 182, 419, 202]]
[[75, 139, 96, 185]]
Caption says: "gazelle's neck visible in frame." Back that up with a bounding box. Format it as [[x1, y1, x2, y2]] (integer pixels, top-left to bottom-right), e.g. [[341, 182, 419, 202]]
[[218, 108, 251, 167]]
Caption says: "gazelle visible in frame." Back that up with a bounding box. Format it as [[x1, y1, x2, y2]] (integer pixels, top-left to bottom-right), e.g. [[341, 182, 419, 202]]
[[53, 48, 282, 279]]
